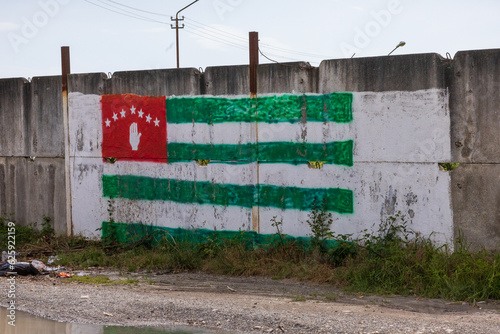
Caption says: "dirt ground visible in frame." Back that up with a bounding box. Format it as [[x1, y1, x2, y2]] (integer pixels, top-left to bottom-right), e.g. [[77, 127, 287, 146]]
[[1, 270, 499, 333]]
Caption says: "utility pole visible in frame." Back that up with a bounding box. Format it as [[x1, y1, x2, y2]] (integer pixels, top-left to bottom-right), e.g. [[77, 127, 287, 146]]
[[171, 0, 199, 68]]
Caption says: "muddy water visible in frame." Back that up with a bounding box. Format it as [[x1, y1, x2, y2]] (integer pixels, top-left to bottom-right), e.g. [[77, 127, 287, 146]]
[[1, 307, 222, 334]]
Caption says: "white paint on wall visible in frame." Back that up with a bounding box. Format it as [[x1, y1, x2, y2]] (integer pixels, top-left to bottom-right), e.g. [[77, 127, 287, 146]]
[[258, 162, 453, 246], [68, 89, 453, 246]]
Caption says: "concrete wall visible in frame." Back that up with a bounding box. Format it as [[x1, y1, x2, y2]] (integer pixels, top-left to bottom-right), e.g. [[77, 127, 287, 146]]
[[67, 57, 453, 246], [0, 76, 66, 234], [1, 48, 499, 250], [450, 49, 500, 250]]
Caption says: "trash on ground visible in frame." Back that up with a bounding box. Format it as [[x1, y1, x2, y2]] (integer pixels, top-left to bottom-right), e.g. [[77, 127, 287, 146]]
[[46, 266, 65, 272], [59, 272, 73, 278], [47, 255, 61, 264], [76, 272, 89, 277], [80, 295, 90, 299], [1, 251, 20, 263], [0, 260, 47, 276], [31, 260, 47, 273]]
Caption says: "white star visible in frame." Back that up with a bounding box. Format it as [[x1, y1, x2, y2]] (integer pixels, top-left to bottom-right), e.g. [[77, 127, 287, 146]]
[[146, 114, 152, 123], [138, 109, 144, 118], [154, 118, 160, 127], [130, 106, 136, 114], [120, 109, 126, 118], [105, 118, 111, 127], [112, 113, 118, 121]]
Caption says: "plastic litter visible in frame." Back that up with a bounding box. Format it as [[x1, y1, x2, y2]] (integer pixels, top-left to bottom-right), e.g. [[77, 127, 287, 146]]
[[47, 255, 60, 264], [31, 260, 47, 273], [46, 266, 65, 272], [58, 272, 73, 278], [1, 251, 7, 262], [1, 251, 20, 263], [0, 261, 42, 276]]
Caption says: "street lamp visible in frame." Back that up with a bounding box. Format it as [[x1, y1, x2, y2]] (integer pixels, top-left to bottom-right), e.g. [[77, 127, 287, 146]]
[[388, 41, 406, 56]]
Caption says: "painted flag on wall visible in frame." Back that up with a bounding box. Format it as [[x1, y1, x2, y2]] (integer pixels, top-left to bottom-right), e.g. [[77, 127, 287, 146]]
[[101, 94, 167, 162], [99, 92, 355, 214]]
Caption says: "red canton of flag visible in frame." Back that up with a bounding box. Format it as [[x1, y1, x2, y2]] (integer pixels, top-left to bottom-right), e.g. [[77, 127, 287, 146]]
[[101, 94, 167, 163]]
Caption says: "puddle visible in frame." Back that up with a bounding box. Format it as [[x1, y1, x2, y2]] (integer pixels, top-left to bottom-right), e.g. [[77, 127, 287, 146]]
[[1, 307, 226, 334]]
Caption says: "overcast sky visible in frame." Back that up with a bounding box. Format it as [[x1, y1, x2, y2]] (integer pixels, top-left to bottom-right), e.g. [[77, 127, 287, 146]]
[[1, 0, 499, 79]]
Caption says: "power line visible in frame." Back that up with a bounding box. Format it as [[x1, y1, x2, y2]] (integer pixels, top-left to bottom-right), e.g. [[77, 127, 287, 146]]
[[184, 17, 331, 59], [84, 0, 246, 52], [258, 47, 305, 63], [102, 0, 170, 17], [184, 27, 247, 51], [258, 47, 318, 69], [184, 26, 247, 49], [83, 0, 168, 25], [86, 1, 331, 61], [184, 17, 248, 43], [84, 1, 326, 64]]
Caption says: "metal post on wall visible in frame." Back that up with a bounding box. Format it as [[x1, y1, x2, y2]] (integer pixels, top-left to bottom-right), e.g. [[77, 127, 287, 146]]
[[249, 31, 259, 98], [61, 46, 73, 236], [249, 32, 260, 233]]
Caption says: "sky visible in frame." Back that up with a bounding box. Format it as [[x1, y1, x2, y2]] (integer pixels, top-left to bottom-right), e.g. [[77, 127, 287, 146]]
[[0, 0, 499, 79]]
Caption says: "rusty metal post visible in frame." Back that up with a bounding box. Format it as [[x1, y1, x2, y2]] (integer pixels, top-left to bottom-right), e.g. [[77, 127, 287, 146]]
[[249, 31, 259, 98], [249, 32, 260, 234], [61, 46, 73, 236]]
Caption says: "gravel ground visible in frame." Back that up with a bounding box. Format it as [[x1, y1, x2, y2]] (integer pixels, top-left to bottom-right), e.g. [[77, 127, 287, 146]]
[[1, 271, 499, 333]]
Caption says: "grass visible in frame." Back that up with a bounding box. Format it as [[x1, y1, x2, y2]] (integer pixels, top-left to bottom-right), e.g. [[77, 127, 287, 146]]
[[66, 275, 139, 285], [290, 296, 307, 302], [1, 214, 499, 303]]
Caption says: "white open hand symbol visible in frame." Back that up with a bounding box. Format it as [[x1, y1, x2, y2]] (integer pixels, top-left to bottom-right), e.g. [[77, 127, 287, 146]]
[[129, 122, 141, 151]]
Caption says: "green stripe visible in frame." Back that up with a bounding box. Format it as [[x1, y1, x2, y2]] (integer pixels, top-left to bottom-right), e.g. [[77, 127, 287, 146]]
[[166, 93, 353, 124], [102, 175, 353, 214], [101, 222, 343, 250], [167, 140, 353, 166]]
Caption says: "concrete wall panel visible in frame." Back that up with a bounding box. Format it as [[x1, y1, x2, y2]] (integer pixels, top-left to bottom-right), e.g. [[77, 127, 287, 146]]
[[450, 49, 500, 163], [319, 53, 447, 93], [68, 73, 108, 96], [28, 76, 64, 157], [110, 68, 202, 96], [0, 78, 28, 157], [451, 164, 500, 250], [0, 157, 65, 233], [205, 62, 318, 96]]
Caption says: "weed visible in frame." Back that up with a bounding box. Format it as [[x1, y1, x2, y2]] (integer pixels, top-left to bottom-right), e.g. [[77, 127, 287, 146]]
[[291, 295, 307, 302], [270, 216, 286, 250], [439, 162, 459, 171], [324, 292, 338, 301], [306, 198, 334, 253], [41, 216, 55, 241], [198, 230, 222, 258]]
